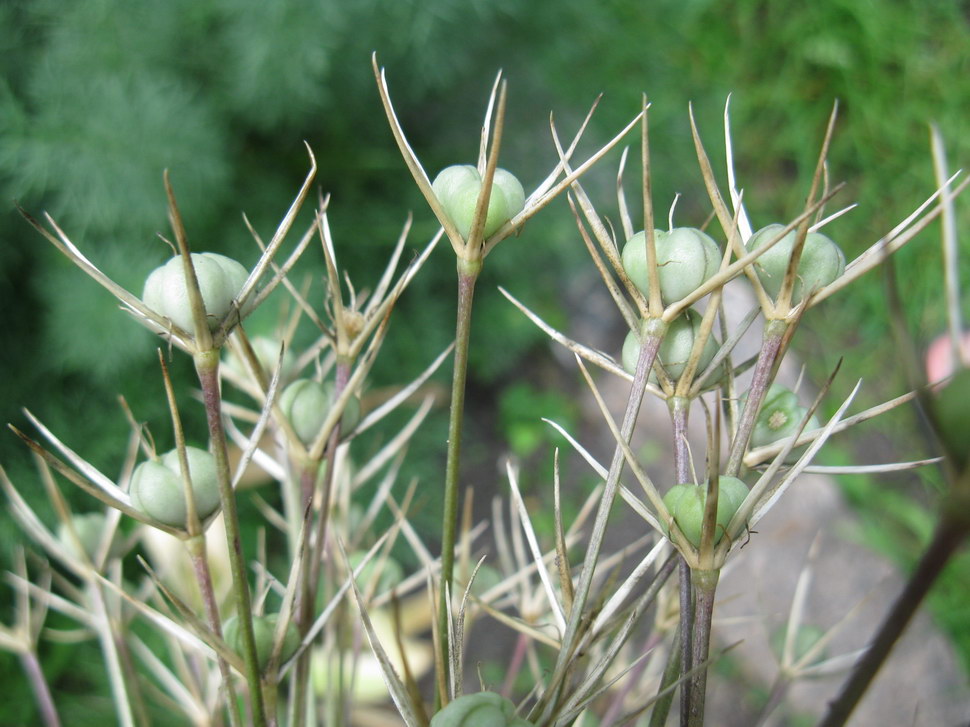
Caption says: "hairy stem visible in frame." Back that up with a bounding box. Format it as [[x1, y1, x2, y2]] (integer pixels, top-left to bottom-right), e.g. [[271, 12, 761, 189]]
[[817, 515, 967, 727], [725, 320, 786, 477], [196, 351, 267, 727], [687, 568, 719, 727], [437, 261, 480, 699]]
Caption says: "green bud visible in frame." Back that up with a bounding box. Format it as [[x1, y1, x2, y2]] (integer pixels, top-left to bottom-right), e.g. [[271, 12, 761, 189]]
[[622, 309, 719, 384], [223, 612, 300, 670], [432, 165, 525, 240], [278, 379, 361, 445], [746, 224, 845, 303], [143, 252, 250, 332], [662, 477, 749, 548], [621, 228, 720, 304], [430, 692, 533, 727], [130, 447, 220, 527]]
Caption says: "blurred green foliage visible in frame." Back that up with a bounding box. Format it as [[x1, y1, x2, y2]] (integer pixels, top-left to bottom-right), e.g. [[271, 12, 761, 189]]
[[1, 0, 968, 722]]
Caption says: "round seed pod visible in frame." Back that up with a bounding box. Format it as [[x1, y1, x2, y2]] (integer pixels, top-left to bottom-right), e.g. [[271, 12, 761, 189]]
[[143, 252, 250, 332], [622, 309, 719, 384], [278, 379, 361, 445], [621, 227, 721, 304], [662, 477, 749, 548], [740, 384, 819, 462], [746, 224, 845, 303], [130, 447, 220, 527], [432, 165, 525, 240], [222, 612, 300, 670], [430, 691, 533, 727]]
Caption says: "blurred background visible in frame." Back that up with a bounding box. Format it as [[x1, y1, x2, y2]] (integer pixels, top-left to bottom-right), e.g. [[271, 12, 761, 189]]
[[1, 1, 968, 723]]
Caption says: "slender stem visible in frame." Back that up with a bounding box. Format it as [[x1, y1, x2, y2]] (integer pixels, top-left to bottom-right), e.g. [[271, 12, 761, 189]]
[[195, 351, 267, 727], [670, 397, 691, 485], [669, 394, 694, 725], [753, 673, 792, 727], [187, 536, 242, 727], [501, 632, 529, 698], [648, 626, 682, 727], [19, 650, 61, 727], [725, 320, 786, 477], [817, 516, 967, 727], [687, 569, 719, 727], [437, 262, 480, 697], [678, 559, 694, 727]]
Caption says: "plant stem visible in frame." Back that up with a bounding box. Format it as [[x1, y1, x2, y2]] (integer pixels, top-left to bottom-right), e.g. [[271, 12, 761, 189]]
[[753, 673, 791, 727], [195, 351, 267, 727], [678, 559, 694, 727], [187, 536, 242, 727], [687, 568, 719, 727], [817, 515, 967, 727], [725, 320, 786, 477], [648, 626, 682, 727], [437, 261, 480, 698], [668, 394, 694, 726], [19, 650, 60, 727]]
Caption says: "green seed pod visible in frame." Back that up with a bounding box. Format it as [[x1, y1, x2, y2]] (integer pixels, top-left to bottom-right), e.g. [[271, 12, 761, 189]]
[[223, 612, 300, 670], [740, 384, 819, 462], [130, 447, 220, 527], [622, 309, 719, 384], [621, 228, 721, 304], [430, 691, 533, 727], [662, 477, 749, 548], [57, 512, 120, 561], [432, 165, 526, 240], [143, 252, 250, 332], [746, 224, 845, 303], [348, 551, 405, 595], [223, 336, 297, 386], [278, 379, 361, 445]]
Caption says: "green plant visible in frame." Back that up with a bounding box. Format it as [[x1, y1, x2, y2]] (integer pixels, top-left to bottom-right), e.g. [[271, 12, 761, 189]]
[[1, 48, 967, 727]]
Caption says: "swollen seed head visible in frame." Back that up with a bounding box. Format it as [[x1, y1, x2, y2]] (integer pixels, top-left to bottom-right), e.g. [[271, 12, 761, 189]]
[[621, 228, 721, 304], [130, 447, 220, 527], [223, 613, 300, 670], [746, 224, 845, 303], [741, 384, 818, 462], [661, 477, 749, 548], [432, 165, 525, 240], [430, 691, 533, 727], [143, 252, 250, 333], [278, 379, 361, 445], [623, 309, 719, 385]]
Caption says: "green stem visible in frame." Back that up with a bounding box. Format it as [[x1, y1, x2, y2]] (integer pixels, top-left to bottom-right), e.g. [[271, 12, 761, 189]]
[[437, 261, 480, 701], [817, 515, 967, 727], [687, 569, 719, 727], [195, 351, 267, 727], [725, 320, 786, 477]]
